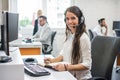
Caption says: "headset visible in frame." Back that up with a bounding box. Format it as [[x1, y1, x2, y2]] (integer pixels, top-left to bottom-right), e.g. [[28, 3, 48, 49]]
[[80, 16, 84, 24], [64, 16, 85, 28], [64, 16, 84, 23]]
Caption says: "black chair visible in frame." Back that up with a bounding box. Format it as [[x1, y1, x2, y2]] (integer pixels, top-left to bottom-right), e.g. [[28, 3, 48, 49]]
[[42, 31, 56, 54], [114, 29, 120, 73], [115, 29, 120, 37], [91, 36, 120, 80], [88, 29, 94, 41]]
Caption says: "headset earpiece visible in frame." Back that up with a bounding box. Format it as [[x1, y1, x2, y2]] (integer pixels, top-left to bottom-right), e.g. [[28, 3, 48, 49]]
[[80, 16, 84, 24], [64, 18, 66, 22]]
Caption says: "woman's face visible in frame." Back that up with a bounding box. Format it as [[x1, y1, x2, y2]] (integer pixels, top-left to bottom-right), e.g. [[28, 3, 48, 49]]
[[65, 11, 79, 33]]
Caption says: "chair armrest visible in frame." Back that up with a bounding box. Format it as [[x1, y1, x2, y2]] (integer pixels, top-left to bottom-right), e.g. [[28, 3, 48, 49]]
[[42, 44, 52, 54], [42, 44, 49, 47], [42, 44, 49, 50]]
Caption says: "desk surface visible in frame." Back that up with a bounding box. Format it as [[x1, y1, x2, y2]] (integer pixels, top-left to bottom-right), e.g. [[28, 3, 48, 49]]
[[9, 38, 42, 48], [9, 39, 42, 55], [22, 55, 77, 80]]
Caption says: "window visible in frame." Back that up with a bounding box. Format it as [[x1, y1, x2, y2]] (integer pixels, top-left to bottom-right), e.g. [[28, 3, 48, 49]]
[[47, 0, 71, 28], [18, 0, 42, 28], [18, 0, 71, 28]]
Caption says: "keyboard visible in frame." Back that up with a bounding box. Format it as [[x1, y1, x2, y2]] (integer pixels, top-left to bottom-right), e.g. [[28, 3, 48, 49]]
[[24, 63, 50, 77]]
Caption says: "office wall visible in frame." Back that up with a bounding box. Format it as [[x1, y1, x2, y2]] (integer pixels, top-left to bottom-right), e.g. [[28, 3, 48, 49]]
[[0, 0, 8, 25], [9, 0, 17, 12], [74, 0, 120, 35], [0, 0, 8, 11], [0, 0, 2, 25]]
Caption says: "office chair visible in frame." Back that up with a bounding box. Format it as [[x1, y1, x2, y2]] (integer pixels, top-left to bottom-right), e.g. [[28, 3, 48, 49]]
[[115, 29, 120, 37], [42, 31, 56, 54], [88, 29, 94, 41], [90, 36, 120, 80], [114, 29, 120, 73]]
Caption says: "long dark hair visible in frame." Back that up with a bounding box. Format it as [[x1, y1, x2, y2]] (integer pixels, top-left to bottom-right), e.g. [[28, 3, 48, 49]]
[[64, 6, 86, 64]]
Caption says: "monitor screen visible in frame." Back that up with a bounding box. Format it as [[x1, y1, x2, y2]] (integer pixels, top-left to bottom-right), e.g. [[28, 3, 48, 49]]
[[113, 21, 120, 30], [7, 12, 19, 42], [0, 12, 19, 56]]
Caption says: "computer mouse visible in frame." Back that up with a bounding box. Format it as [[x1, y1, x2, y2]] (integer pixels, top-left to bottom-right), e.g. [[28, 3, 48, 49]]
[[24, 58, 38, 63], [25, 58, 35, 62]]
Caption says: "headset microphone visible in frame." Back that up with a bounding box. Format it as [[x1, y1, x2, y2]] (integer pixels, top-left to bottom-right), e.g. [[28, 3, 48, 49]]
[[73, 26, 76, 28], [73, 24, 80, 29]]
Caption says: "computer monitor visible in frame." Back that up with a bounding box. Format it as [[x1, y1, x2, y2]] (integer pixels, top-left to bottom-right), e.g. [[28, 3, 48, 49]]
[[5, 12, 19, 42], [0, 12, 19, 56], [113, 21, 120, 30]]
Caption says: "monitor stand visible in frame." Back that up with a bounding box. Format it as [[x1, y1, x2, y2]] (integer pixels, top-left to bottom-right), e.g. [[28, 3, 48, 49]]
[[0, 56, 12, 63], [0, 51, 12, 63]]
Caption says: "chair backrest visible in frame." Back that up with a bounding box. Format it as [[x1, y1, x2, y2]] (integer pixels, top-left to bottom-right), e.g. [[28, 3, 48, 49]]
[[91, 36, 120, 80], [51, 31, 56, 46], [88, 29, 94, 41], [42, 31, 56, 54]]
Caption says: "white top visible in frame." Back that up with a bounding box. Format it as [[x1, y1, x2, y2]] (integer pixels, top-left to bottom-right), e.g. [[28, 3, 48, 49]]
[[92, 25, 106, 36], [60, 32, 92, 80]]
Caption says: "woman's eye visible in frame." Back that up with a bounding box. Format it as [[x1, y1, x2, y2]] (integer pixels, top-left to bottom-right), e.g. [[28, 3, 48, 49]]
[[71, 17, 76, 20], [66, 17, 76, 21], [66, 18, 69, 21]]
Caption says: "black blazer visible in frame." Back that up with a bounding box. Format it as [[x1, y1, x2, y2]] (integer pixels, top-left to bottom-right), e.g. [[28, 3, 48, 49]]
[[33, 19, 38, 35]]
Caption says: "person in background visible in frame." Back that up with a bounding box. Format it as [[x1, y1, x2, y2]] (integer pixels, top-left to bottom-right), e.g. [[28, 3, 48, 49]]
[[33, 9, 42, 35], [33, 16, 52, 51], [93, 18, 108, 36], [44, 6, 92, 80]]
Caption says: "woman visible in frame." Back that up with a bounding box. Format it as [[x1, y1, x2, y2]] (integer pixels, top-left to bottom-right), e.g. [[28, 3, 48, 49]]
[[44, 6, 92, 80], [33, 9, 42, 35]]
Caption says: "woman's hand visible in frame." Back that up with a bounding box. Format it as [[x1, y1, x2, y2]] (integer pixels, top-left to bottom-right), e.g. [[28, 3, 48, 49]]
[[44, 57, 52, 64], [104, 23, 108, 29], [53, 63, 66, 71]]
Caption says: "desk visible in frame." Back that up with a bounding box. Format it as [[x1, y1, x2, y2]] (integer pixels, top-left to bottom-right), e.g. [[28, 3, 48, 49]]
[[0, 47, 24, 80], [117, 53, 120, 66], [9, 39, 42, 55], [0, 48, 76, 80], [22, 55, 77, 80]]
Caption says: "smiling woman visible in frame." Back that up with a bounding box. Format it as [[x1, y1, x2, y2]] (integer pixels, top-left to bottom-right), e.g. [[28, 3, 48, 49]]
[[44, 6, 92, 80]]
